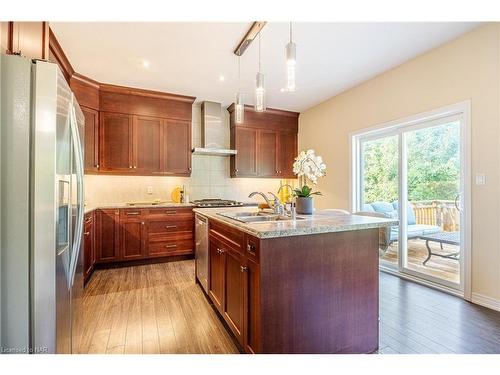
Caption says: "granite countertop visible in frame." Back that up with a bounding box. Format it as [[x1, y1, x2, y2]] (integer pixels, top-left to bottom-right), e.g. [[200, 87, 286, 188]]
[[84, 202, 194, 214], [193, 207, 398, 239]]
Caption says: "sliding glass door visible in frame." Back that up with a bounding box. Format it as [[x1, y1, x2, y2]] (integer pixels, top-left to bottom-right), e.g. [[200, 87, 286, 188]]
[[353, 104, 469, 294]]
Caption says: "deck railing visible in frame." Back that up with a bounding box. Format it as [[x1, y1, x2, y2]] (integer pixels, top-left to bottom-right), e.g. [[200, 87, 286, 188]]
[[411, 200, 460, 232]]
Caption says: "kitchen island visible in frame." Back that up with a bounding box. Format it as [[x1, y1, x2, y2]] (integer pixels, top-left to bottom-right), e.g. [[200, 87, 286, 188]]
[[193, 207, 397, 354]]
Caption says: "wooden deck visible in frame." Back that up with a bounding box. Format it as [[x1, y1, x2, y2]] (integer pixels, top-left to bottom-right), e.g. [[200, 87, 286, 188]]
[[77, 259, 500, 354], [381, 238, 460, 284]]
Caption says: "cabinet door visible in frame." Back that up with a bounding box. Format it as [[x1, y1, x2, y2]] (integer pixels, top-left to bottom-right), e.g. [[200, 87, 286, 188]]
[[209, 238, 225, 313], [83, 216, 94, 281], [233, 127, 258, 177], [163, 119, 192, 175], [278, 131, 298, 179], [99, 112, 134, 172], [258, 130, 279, 177], [243, 258, 260, 353], [224, 247, 245, 345], [120, 219, 146, 260], [134, 115, 162, 173], [82, 107, 99, 173], [96, 209, 120, 262]]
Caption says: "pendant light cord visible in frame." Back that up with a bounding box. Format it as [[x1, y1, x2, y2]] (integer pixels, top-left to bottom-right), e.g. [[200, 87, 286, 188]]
[[258, 32, 261, 73], [238, 55, 241, 91]]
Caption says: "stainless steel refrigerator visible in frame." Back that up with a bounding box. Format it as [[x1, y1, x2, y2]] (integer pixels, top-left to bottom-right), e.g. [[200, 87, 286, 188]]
[[0, 54, 85, 354]]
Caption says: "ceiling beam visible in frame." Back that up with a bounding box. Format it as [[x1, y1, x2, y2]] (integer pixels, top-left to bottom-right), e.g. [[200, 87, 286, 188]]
[[233, 21, 267, 56]]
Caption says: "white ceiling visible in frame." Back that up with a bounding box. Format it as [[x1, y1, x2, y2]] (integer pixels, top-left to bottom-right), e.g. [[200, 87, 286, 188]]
[[50, 22, 479, 112]]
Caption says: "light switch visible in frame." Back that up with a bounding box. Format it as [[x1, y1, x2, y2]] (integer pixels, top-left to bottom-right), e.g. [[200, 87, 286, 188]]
[[475, 173, 486, 185], [147, 186, 153, 194]]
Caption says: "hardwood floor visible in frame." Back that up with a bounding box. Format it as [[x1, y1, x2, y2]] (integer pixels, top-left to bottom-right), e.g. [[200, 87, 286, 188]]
[[78, 260, 239, 354], [79, 260, 500, 354]]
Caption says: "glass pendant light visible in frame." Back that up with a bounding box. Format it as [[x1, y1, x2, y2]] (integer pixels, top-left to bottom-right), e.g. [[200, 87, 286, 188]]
[[254, 32, 266, 112], [285, 22, 296, 92], [235, 56, 245, 124]]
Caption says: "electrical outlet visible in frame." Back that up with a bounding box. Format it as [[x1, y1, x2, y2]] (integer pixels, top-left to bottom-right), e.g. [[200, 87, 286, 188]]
[[475, 173, 486, 185], [147, 186, 153, 194]]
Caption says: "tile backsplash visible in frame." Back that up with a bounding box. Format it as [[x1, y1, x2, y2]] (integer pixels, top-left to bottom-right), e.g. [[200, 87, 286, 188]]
[[85, 104, 297, 206]]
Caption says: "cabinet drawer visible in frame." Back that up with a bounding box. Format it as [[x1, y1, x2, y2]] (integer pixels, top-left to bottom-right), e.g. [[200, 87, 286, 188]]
[[149, 231, 193, 242], [148, 239, 193, 257], [120, 208, 144, 218], [209, 220, 244, 252], [146, 207, 193, 221], [148, 220, 193, 234]]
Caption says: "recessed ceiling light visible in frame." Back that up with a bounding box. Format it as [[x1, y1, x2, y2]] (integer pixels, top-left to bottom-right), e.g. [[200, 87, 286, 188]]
[[219, 75, 225, 82], [142, 60, 150, 68], [280, 88, 285, 93]]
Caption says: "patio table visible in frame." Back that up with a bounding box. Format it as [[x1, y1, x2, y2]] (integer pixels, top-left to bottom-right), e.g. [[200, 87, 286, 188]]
[[419, 231, 460, 266]]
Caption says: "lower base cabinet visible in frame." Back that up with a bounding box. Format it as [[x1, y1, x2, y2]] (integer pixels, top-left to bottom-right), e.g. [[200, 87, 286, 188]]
[[90, 207, 194, 272], [83, 212, 95, 283], [208, 222, 261, 353]]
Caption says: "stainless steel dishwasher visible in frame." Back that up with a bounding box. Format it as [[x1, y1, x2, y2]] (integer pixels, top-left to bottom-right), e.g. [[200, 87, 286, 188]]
[[195, 213, 209, 293]]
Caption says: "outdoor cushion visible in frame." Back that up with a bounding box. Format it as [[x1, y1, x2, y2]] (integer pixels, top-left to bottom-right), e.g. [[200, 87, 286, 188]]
[[370, 201, 395, 214], [362, 204, 376, 212], [391, 201, 417, 225]]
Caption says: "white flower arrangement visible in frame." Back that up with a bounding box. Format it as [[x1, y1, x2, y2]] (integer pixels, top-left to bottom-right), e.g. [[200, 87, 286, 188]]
[[293, 149, 326, 185]]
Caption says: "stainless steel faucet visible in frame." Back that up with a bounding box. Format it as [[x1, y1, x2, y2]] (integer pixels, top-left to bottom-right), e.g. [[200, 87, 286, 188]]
[[248, 191, 283, 215], [277, 184, 297, 219]]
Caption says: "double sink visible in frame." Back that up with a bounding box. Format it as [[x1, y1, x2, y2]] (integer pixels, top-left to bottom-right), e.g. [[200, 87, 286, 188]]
[[218, 211, 306, 223]]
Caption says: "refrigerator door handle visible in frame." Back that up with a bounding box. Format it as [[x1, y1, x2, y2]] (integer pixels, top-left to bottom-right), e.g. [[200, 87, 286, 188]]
[[67, 96, 85, 289]]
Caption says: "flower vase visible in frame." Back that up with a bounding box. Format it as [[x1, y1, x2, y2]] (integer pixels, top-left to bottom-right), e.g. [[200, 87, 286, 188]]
[[296, 197, 314, 215]]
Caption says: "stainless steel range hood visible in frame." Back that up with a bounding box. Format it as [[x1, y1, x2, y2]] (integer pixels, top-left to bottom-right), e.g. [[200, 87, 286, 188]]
[[192, 101, 237, 156]]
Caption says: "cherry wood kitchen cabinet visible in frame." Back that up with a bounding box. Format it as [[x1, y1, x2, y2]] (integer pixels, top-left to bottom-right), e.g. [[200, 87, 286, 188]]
[[223, 246, 246, 345], [120, 209, 146, 260], [92, 207, 194, 270], [99, 112, 134, 173], [96, 209, 120, 263], [203, 218, 380, 354], [163, 120, 192, 176], [83, 212, 95, 283], [134, 115, 162, 173], [208, 238, 225, 313], [278, 131, 298, 178], [146, 207, 194, 257], [228, 104, 299, 179], [257, 130, 279, 177], [49, 28, 196, 177], [82, 107, 99, 172], [231, 127, 258, 177]]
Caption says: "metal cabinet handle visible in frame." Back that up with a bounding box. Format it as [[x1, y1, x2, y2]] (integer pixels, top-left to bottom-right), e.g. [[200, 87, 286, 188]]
[[216, 248, 225, 255], [126, 212, 140, 215], [141, 222, 145, 225], [129, 166, 132, 169], [133, 166, 137, 169], [165, 211, 177, 215], [165, 225, 177, 229], [164, 244, 177, 248], [240, 266, 248, 272], [84, 231, 90, 236], [247, 244, 256, 254]]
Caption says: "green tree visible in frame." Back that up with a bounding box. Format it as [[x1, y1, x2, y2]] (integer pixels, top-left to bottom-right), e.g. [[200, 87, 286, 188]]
[[362, 122, 460, 204]]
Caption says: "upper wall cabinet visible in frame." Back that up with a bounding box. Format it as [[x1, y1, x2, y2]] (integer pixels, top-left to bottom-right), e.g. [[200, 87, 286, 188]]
[[228, 105, 299, 179], [49, 28, 195, 177]]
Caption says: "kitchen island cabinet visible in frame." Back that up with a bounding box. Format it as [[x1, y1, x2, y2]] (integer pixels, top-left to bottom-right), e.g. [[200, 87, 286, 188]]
[[196, 207, 397, 354]]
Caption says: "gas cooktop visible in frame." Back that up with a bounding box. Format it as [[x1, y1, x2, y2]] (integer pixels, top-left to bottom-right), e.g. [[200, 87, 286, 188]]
[[193, 199, 244, 208]]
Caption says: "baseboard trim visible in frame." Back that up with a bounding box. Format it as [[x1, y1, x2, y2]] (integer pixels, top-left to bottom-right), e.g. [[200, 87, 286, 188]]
[[471, 293, 500, 312]]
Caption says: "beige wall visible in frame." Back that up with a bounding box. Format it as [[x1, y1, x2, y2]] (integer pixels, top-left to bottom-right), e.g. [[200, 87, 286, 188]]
[[85, 104, 293, 206], [299, 24, 500, 303]]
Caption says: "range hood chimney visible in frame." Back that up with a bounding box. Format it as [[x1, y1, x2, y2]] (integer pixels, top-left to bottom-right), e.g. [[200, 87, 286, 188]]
[[192, 101, 237, 156]]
